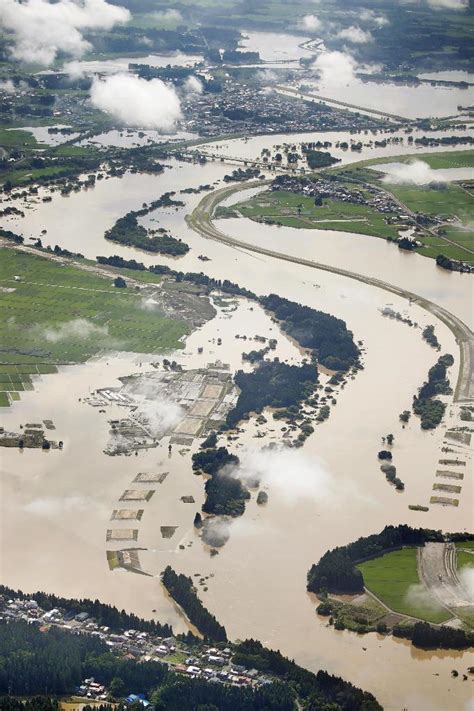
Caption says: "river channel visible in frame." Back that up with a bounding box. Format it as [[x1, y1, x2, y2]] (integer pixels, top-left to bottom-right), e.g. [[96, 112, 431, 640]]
[[1, 131, 473, 709]]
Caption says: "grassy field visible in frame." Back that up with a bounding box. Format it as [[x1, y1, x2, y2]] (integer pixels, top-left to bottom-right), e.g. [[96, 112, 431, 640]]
[[386, 182, 473, 221], [357, 548, 452, 624], [456, 541, 474, 572], [0, 127, 40, 149], [336, 149, 474, 173], [232, 189, 401, 240], [330, 151, 474, 263], [0, 249, 190, 404]]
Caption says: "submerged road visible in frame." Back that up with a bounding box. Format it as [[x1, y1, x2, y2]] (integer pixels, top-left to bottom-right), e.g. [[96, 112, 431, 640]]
[[187, 181, 474, 402]]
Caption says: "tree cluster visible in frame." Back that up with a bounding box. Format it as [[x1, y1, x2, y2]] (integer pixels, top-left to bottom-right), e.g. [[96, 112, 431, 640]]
[[192, 447, 249, 516], [161, 567, 228, 642], [412, 353, 453, 429], [226, 360, 318, 429], [259, 294, 359, 371]]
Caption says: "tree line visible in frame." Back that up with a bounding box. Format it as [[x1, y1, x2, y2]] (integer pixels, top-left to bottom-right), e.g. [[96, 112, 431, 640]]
[[232, 639, 381, 711], [161, 566, 228, 642]]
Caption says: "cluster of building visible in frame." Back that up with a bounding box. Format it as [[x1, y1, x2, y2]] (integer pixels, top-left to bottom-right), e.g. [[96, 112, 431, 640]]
[[271, 174, 401, 216], [181, 80, 383, 138], [0, 593, 275, 694], [77, 678, 108, 701]]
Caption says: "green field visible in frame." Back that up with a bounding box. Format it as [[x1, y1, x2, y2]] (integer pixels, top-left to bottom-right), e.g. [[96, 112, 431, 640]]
[[357, 548, 452, 624], [0, 127, 40, 149], [231, 189, 401, 240], [456, 541, 474, 572], [336, 149, 474, 173], [0, 249, 190, 404], [330, 151, 474, 263]]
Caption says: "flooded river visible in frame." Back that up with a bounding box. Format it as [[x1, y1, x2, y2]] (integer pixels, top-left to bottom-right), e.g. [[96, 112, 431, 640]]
[[1, 139, 473, 709]]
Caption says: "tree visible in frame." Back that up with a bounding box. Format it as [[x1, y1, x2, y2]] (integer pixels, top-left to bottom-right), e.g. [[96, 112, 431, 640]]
[[114, 276, 127, 288], [109, 677, 125, 698]]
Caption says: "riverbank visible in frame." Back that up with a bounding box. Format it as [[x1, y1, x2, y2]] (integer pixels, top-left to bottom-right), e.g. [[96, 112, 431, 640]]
[[187, 181, 474, 403]]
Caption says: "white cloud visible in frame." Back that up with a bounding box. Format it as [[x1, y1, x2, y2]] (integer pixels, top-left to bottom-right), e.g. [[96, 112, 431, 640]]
[[183, 75, 203, 95], [90, 73, 182, 131], [43, 318, 108, 343], [24, 495, 95, 515], [150, 9, 182, 24], [136, 399, 183, 437], [0, 79, 15, 92], [359, 9, 389, 27], [427, 0, 467, 8], [300, 14, 321, 31], [379, 160, 463, 185], [255, 69, 278, 83], [64, 59, 87, 79], [0, 0, 130, 66], [336, 25, 373, 43], [404, 583, 446, 612], [460, 565, 474, 601], [121, 376, 184, 437], [238, 447, 332, 505], [312, 50, 357, 86]]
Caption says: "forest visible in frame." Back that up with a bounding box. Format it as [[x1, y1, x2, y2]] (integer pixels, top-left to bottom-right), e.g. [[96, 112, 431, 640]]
[[259, 294, 359, 371], [161, 566, 228, 642], [0, 616, 386, 708], [232, 640, 381, 711], [226, 360, 318, 428], [0, 620, 167, 695]]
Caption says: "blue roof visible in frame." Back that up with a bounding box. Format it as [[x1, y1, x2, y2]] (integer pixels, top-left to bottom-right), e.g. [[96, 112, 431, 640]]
[[126, 695, 150, 707]]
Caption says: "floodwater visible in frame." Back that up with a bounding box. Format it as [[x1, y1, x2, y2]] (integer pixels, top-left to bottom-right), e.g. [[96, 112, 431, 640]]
[[14, 125, 80, 146], [298, 77, 474, 120], [68, 52, 204, 75], [195, 125, 474, 166], [78, 129, 199, 149], [1, 142, 474, 709], [419, 70, 473, 83], [239, 31, 312, 62]]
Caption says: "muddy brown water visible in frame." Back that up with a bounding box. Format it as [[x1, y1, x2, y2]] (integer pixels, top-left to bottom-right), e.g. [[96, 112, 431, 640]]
[[1, 140, 473, 710]]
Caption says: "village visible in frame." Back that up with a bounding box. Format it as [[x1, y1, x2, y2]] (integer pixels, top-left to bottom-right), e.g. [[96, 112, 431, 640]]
[[0, 593, 277, 701], [271, 174, 403, 217]]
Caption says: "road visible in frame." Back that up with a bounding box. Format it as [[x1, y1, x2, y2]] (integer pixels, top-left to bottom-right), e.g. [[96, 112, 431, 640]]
[[187, 180, 474, 402]]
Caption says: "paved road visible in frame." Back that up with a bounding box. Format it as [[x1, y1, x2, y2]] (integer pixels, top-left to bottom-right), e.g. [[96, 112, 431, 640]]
[[187, 181, 474, 402]]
